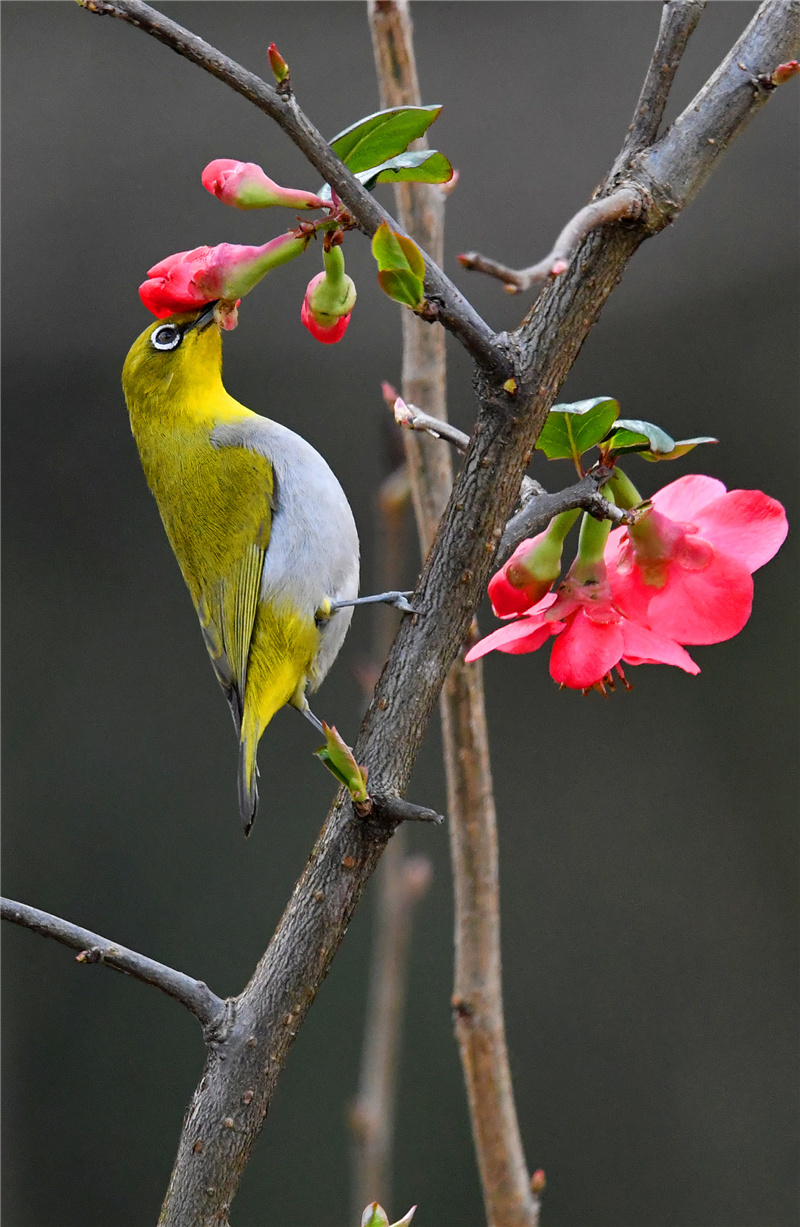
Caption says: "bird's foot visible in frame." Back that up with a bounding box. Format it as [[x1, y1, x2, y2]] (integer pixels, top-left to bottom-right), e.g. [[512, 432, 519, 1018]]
[[331, 590, 418, 614]]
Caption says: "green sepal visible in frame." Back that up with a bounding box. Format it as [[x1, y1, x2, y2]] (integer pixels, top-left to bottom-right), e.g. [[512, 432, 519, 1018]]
[[331, 105, 442, 172], [315, 724, 368, 803], [536, 397, 620, 463], [372, 222, 425, 308]]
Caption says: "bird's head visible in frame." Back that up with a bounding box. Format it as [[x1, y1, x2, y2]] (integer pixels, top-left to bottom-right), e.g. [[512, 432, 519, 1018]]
[[122, 302, 224, 404]]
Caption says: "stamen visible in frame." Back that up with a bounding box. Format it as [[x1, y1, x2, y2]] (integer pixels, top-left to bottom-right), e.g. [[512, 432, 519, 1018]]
[[616, 663, 633, 691]]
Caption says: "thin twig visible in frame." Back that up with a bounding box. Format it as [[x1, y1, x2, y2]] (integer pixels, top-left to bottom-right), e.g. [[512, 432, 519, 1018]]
[[391, 391, 469, 454], [78, 0, 510, 380], [349, 853, 432, 1212], [351, 401, 430, 1216], [458, 187, 643, 294], [1, 897, 224, 1028], [616, 0, 708, 166]]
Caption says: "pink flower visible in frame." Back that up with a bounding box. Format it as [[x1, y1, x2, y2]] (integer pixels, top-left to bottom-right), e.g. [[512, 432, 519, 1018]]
[[467, 560, 699, 691], [606, 474, 788, 645], [201, 159, 324, 211], [139, 233, 310, 319]]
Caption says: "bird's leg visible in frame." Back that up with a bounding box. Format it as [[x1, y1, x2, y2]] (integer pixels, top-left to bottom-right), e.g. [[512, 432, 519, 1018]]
[[299, 706, 323, 731], [330, 591, 417, 614]]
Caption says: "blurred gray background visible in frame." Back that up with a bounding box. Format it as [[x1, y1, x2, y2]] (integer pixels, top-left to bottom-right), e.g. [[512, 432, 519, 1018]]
[[2, 4, 798, 1225]]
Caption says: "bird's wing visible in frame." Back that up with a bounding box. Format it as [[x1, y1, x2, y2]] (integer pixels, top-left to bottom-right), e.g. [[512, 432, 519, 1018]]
[[196, 540, 268, 735], [176, 430, 275, 737]]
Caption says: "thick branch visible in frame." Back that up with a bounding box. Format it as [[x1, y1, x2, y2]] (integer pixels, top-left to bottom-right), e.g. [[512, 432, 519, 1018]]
[[78, 0, 508, 379], [632, 0, 800, 215], [1, 897, 224, 1029], [616, 0, 708, 167]]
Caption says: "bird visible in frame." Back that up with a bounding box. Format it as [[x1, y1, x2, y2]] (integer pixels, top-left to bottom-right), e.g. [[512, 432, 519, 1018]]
[[122, 301, 360, 834]]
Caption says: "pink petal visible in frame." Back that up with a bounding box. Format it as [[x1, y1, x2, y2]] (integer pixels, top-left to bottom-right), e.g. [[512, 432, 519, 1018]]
[[645, 553, 753, 645], [651, 473, 727, 522], [620, 621, 700, 675], [549, 610, 623, 688], [607, 564, 656, 625], [465, 617, 553, 662], [692, 490, 788, 573]]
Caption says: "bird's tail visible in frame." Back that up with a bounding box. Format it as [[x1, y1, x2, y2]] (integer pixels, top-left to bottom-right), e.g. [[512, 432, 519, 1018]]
[[238, 734, 259, 836]]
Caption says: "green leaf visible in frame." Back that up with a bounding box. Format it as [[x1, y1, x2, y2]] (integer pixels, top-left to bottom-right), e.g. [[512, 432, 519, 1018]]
[[372, 222, 425, 308], [363, 149, 453, 188], [330, 105, 442, 173], [602, 418, 675, 455], [377, 269, 424, 308], [315, 724, 368, 803], [640, 435, 718, 462], [536, 397, 620, 462]]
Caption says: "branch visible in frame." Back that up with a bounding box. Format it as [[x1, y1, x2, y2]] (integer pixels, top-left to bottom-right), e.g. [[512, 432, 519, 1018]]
[[65, 3, 798, 1223], [349, 852, 432, 1213], [78, 0, 509, 380], [498, 470, 629, 566], [458, 188, 644, 294], [1, 897, 224, 1029], [372, 6, 539, 1227], [617, 0, 708, 166], [634, 0, 800, 216], [390, 389, 470, 454]]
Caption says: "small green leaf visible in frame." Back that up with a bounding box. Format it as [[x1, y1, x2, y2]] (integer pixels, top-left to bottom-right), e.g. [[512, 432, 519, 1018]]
[[640, 435, 718, 462], [536, 397, 620, 462], [377, 269, 424, 308], [331, 105, 442, 173], [315, 724, 368, 802], [602, 418, 675, 455], [372, 222, 425, 308]]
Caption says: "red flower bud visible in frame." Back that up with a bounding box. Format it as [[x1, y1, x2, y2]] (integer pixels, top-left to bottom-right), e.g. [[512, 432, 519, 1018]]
[[139, 233, 311, 319], [301, 246, 356, 344], [771, 60, 799, 85], [201, 159, 324, 211]]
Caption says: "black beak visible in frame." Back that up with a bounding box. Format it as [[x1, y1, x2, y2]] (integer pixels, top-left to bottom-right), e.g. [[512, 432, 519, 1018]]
[[184, 301, 219, 333]]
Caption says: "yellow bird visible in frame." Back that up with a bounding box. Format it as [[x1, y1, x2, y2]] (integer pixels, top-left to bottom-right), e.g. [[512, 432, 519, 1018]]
[[122, 303, 360, 834]]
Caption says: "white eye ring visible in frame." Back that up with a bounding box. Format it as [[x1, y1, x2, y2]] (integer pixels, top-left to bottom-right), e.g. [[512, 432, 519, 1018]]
[[151, 325, 182, 351]]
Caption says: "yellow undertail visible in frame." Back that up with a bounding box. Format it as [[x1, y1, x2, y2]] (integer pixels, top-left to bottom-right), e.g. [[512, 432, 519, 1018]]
[[237, 602, 319, 835]]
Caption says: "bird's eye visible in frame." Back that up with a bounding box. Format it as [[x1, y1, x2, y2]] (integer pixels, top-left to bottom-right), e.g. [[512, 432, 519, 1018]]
[[151, 325, 182, 351]]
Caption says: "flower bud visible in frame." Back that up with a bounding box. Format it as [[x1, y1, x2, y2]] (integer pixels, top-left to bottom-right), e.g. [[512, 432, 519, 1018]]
[[140, 232, 311, 318], [489, 509, 580, 617], [268, 42, 290, 85], [202, 159, 324, 211], [301, 244, 356, 344]]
